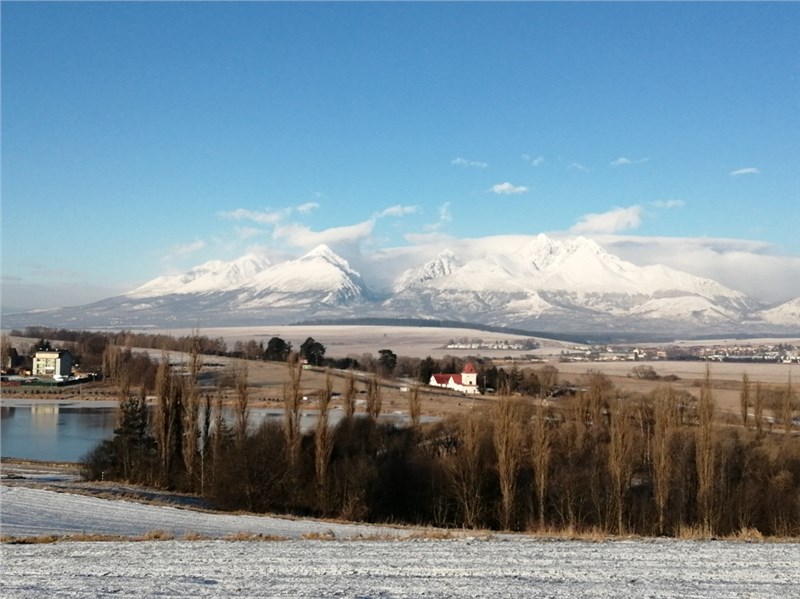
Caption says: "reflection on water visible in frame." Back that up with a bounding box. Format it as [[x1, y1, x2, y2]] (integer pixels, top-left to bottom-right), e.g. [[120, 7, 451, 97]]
[[0, 402, 419, 463], [1, 403, 119, 463]]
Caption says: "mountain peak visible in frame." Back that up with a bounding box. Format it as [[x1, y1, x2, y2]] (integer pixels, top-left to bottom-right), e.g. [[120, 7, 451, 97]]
[[394, 249, 460, 291], [127, 253, 270, 297], [300, 244, 357, 273], [305, 244, 336, 259]]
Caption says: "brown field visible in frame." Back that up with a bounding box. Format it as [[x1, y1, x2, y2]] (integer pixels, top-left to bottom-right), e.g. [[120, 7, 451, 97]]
[[151, 325, 797, 417], [143, 324, 570, 359], [7, 326, 798, 420]]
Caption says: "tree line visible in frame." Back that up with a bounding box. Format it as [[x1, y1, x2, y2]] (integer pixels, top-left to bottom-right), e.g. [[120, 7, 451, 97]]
[[7, 327, 554, 396], [83, 345, 800, 538]]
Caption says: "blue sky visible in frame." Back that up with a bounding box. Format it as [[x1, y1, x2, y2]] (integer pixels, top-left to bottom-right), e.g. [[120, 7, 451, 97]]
[[2, 2, 799, 310]]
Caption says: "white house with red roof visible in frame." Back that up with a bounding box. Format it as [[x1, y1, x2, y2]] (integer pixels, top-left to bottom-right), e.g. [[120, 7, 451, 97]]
[[429, 362, 479, 394]]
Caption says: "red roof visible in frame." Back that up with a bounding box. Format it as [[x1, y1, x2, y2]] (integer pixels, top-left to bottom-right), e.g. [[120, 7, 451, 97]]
[[431, 373, 475, 387], [463, 362, 476, 374]]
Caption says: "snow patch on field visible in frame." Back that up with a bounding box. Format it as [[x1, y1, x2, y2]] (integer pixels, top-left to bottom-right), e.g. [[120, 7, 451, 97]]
[[0, 485, 405, 540]]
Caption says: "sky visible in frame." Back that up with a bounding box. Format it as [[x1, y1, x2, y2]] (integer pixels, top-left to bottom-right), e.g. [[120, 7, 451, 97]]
[[2, 2, 799, 311]]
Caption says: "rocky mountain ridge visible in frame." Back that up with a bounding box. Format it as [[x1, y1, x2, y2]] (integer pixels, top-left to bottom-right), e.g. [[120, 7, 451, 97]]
[[4, 235, 797, 336]]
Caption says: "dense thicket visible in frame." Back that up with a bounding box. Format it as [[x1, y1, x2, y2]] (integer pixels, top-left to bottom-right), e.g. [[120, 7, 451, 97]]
[[83, 354, 800, 537]]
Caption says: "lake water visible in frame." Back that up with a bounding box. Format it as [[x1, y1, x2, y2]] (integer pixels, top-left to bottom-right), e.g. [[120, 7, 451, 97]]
[[0, 400, 421, 463], [1, 401, 120, 463]]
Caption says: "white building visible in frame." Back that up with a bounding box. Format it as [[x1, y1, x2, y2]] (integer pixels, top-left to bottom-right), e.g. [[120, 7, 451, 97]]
[[429, 362, 479, 395], [32, 349, 74, 378]]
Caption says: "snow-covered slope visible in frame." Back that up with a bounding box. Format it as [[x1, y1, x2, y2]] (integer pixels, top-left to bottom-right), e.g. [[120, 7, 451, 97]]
[[235, 245, 370, 309], [385, 235, 754, 328], [394, 250, 460, 292], [756, 297, 800, 326], [4, 482, 800, 599], [128, 254, 270, 297]]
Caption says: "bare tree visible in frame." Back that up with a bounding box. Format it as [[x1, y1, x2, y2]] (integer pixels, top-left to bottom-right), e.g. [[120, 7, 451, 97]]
[[448, 412, 486, 528], [343, 370, 357, 418], [408, 384, 422, 429], [0, 335, 12, 369], [584, 370, 613, 428], [234, 361, 249, 445], [530, 399, 552, 531], [315, 371, 334, 513], [538, 365, 559, 396], [754, 382, 764, 437], [366, 375, 382, 420], [739, 373, 750, 429], [696, 365, 716, 536], [200, 392, 212, 494], [283, 353, 302, 467], [782, 375, 794, 435], [153, 353, 183, 488], [102, 344, 121, 383], [493, 394, 525, 530], [182, 339, 202, 490], [210, 388, 227, 493], [652, 386, 678, 536], [608, 397, 633, 534]]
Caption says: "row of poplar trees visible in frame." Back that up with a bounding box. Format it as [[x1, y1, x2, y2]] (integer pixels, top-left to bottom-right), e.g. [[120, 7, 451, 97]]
[[87, 345, 799, 537]]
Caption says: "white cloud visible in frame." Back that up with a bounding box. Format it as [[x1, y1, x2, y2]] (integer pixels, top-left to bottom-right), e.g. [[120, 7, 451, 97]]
[[594, 234, 799, 304], [729, 167, 761, 176], [171, 240, 207, 256], [296, 202, 320, 214], [234, 226, 262, 239], [650, 199, 686, 209], [439, 201, 452, 223], [522, 154, 544, 166], [404, 231, 455, 245], [422, 202, 452, 233], [490, 182, 529, 195], [273, 220, 375, 249], [568, 163, 590, 173], [610, 157, 648, 167], [378, 205, 418, 218], [220, 208, 286, 225], [569, 206, 643, 234], [451, 157, 488, 169]]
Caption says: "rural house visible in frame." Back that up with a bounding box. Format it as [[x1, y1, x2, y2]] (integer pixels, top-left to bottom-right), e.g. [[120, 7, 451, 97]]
[[32, 349, 74, 378], [429, 361, 479, 394]]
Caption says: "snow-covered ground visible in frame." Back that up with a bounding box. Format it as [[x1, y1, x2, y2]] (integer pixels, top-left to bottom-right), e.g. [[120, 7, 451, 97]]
[[2, 477, 800, 598], [4, 535, 800, 598], [0, 484, 409, 540]]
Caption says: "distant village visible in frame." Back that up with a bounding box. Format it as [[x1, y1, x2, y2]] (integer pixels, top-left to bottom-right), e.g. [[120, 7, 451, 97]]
[[440, 335, 799, 365], [444, 338, 541, 351], [558, 342, 800, 364]]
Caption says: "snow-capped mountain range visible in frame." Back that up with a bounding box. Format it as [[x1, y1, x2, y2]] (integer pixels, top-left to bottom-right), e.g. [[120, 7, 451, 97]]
[[6, 235, 798, 335]]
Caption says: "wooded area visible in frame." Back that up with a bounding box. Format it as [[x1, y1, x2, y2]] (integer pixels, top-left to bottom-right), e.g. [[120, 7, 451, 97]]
[[82, 340, 800, 538]]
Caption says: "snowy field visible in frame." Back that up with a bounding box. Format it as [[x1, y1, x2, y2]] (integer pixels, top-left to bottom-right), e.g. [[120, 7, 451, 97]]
[[4, 534, 800, 598], [0, 485, 410, 540], [2, 479, 800, 598]]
